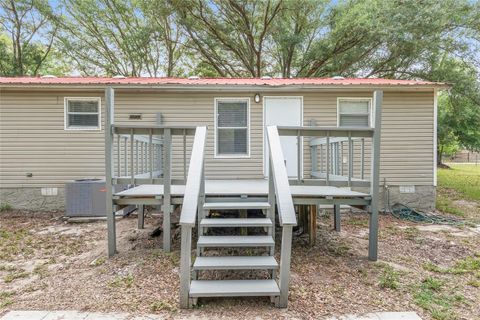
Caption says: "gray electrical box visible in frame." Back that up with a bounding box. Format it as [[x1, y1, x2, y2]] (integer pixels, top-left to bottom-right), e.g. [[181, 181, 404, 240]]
[[65, 179, 128, 217]]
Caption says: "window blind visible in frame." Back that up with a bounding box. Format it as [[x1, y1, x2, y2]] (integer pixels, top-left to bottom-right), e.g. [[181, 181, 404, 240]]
[[216, 100, 248, 155], [338, 99, 370, 127]]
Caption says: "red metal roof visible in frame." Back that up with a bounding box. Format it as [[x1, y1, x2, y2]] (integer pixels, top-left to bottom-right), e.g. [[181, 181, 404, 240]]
[[0, 76, 446, 87]]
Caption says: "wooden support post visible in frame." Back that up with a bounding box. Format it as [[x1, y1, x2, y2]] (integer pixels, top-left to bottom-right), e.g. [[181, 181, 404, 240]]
[[309, 205, 317, 245], [276, 225, 293, 308], [105, 87, 116, 257], [138, 204, 145, 229], [179, 226, 192, 308], [163, 128, 172, 253], [334, 204, 341, 232], [369, 90, 383, 261]]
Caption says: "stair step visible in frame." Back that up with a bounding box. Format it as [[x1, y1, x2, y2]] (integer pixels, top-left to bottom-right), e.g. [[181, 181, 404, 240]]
[[193, 256, 278, 270], [203, 202, 271, 210], [189, 280, 280, 297], [200, 218, 272, 227], [197, 235, 274, 248]]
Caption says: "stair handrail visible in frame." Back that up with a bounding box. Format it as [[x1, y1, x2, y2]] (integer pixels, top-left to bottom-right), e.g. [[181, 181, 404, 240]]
[[179, 126, 207, 308], [266, 125, 297, 308]]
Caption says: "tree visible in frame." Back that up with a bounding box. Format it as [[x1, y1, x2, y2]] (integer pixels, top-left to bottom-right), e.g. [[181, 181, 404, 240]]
[[172, 0, 282, 77], [0, 0, 58, 76], [53, 0, 185, 77], [269, 0, 327, 77]]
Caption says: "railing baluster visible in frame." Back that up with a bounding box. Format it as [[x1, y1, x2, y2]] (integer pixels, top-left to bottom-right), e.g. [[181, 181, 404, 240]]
[[135, 140, 139, 176], [340, 141, 344, 176], [361, 138, 365, 180], [183, 129, 187, 182], [144, 142, 147, 174], [130, 130, 134, 185], [149, 129, 153, 182], [140, 141, 144, 174], [116, 136, 120, 177], [123, 136, 128, 177], [348, 132, 353, 187], [320, 145, 324, 174], [326, 133, 330, 185], [297, 130, 301, 181]]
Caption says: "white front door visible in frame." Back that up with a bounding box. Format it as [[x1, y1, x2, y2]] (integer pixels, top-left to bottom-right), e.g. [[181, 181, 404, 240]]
[[264, 97, 303, 178]]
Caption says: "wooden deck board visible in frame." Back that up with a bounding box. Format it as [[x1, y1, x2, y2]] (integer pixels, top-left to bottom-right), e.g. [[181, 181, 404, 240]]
[[114, 179, 369, 198]]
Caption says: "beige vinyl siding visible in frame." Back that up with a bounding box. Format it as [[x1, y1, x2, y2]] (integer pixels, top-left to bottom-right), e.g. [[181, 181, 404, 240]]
[[0, 89, 434, 188], [0, 91, 106, 187], [302, 91, 434, 185]]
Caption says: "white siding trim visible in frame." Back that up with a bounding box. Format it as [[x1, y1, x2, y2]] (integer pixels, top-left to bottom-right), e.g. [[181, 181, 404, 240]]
[[336, 97, 373, 127], [64, 97, 102, 131], [433, 89, 438, 186], [213, 97, 251, 159]]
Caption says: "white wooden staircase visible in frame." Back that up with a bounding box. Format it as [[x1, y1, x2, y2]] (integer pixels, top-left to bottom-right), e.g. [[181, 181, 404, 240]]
[[191, 200, 278, 299], [179, 126, 297, 308]]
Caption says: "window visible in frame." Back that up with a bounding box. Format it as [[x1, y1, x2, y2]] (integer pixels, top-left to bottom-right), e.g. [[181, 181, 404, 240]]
[[337, 98, 371, 127], [215, 98, 249, 157], [64, 98, 101, 130]]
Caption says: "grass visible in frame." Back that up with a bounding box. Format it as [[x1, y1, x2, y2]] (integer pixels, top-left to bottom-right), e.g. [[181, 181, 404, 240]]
[[108, 274, 135, 288], [423, 254, 480, 275], [412, 277, 464, 320], [378, 265, 400, 289], [150, 300, 177, 312], [0, 203, 12, 212], [4, 270, 30, 283], [438, 164, 480, 201], [0, 291, 14, 309], [437, 164, 480, 220]]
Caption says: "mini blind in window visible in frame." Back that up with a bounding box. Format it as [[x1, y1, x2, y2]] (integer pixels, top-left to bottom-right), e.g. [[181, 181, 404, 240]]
[[338, 99, 370, 127], [65, 99, 100, 129], [216, 100, 248, 155]]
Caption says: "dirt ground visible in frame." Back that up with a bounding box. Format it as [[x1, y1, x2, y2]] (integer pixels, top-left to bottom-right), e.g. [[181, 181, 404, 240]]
[[0, 208, 479, 320]]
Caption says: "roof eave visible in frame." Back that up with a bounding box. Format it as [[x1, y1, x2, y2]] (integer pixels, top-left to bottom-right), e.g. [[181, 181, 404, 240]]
[[0, 83, 450, 91]]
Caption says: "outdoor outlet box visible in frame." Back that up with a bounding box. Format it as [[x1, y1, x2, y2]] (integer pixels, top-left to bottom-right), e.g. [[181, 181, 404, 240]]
[[399, 185, 415, 194]]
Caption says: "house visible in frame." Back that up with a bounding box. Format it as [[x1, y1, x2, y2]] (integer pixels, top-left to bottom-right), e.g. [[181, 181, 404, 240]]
[[0, 77, 445, 212], [0, 76, 447, 307]]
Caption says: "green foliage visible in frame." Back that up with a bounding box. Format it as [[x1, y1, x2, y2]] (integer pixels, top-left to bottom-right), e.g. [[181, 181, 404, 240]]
[[423, 255, 480, 275], [150, 300, 177, 312], [0, 203, 12, 212], [412, 277, 464, 320], [0, 0, 67, 76], [378, 265, 400, 289]]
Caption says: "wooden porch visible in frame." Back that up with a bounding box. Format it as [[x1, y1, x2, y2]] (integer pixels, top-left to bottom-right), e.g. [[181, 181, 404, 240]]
[[103, 87, 383, 308]]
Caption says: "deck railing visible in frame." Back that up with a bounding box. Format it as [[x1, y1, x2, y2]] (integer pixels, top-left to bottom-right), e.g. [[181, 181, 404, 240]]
[[277, 126, 374, 187], [179, 126, 207, 308], [266, 126, 297, 308], [115, 134, 163, 183], [112, 125, 197, 185]]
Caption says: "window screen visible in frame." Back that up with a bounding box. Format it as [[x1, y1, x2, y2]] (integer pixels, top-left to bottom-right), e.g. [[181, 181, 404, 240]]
[[338, 99, 370, 127], [216, 100, 249, 156], [65, 99, 100, 129]]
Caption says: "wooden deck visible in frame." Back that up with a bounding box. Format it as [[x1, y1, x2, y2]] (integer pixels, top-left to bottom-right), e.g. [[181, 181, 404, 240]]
[[114, 179, 369, 198]]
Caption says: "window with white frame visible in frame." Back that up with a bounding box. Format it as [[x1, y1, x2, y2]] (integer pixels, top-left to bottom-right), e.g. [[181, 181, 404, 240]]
[[337, 98, 371, 127], [215, 98, 249, 157], [65, 98, 101, 130]]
